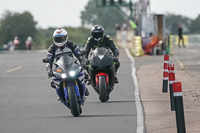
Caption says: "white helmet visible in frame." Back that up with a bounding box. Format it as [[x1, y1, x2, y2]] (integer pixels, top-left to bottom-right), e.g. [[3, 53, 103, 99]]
[[53, 28, 68, 47], [27, 36, 32, 41]]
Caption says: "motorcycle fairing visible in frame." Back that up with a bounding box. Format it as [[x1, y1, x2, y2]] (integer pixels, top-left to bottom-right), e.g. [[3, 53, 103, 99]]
[[89, 48, 113, 68]]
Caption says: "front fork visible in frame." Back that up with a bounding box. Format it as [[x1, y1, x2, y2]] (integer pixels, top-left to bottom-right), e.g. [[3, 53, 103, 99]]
[[56, 80, 86, 107], [63, 81, 80, 100], [57, 81, 85, 107], [56, 84, 71, 109]]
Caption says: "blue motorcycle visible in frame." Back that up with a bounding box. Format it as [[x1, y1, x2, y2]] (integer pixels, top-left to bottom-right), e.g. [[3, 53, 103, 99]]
[[43, 52, 87, 117]]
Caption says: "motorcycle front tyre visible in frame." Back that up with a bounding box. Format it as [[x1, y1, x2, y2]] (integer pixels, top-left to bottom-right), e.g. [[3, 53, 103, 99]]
[[68, 86, 81, 117], [99, 76, 108, 102]]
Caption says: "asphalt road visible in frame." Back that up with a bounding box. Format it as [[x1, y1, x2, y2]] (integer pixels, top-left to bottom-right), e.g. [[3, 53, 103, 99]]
[[0, 49, 137, 133]]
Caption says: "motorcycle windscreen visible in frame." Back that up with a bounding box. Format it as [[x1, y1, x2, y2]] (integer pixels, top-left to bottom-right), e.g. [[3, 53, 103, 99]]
[[90, 48, 113, 68], [56, 56, 76, 71]]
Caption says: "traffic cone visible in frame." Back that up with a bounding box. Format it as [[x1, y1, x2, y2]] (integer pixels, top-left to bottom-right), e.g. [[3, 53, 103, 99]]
[[162, 55, 169, 93]]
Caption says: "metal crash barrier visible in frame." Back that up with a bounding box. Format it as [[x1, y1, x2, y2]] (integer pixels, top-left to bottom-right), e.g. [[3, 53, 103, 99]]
[[168, 34, 200, 54]]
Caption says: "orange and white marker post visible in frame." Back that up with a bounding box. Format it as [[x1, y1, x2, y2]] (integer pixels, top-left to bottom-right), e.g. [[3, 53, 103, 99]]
[[168, 62, 176, 111], [173, 82, 186, 133], [162, 55, 169, 93]]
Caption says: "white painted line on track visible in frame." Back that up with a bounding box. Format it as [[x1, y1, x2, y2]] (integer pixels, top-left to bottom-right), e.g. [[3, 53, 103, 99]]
[[125, 48, 144, 133], [6, 66, 22, 73], [37, 50, 48, 53], [174, 54, 185, 70]]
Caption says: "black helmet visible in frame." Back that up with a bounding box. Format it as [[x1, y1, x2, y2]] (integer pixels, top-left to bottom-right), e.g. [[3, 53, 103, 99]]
[[91, 25, 104, 41]]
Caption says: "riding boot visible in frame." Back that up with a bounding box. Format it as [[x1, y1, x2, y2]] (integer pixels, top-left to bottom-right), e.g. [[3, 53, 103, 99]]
[[85, 87, 90, 96], [50, 80, 57, 89], [115, 76, 119, 84], [87, 79, 91, 85]]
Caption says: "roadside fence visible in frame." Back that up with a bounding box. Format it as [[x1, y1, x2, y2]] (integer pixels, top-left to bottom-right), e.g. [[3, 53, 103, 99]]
[[168, 34, 200, 55]]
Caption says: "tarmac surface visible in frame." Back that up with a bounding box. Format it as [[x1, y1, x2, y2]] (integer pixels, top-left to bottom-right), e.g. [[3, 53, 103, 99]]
[[135, 45, 200, 133], [0, 49, 138, 133], [0, 45, 199, 133]]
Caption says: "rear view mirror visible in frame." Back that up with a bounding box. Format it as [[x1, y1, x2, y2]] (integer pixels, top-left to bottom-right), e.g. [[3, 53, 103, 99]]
[[42, 58, 50, 63]]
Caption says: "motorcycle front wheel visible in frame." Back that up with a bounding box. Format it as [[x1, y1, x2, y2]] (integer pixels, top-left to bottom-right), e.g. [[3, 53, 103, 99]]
[[99, 76, 108, 102], [68, 86, 81, 117]]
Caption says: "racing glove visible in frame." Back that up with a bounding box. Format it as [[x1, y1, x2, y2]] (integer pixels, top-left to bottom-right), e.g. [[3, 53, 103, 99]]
[[113, 56, 119, 62], [48, 69, 54, 77]]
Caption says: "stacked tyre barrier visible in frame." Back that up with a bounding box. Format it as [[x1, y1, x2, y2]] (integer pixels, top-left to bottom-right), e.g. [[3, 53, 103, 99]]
[[162, 55, 186, 133], [130, 36, 144, 57]]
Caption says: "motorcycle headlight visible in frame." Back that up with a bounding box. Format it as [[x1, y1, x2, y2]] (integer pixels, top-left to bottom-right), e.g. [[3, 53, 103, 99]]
[[69, 71, 76, 77], [61, 73, 67, 78]]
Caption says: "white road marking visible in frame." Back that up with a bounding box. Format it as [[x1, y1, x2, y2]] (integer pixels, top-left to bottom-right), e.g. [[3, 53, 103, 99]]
[[6, 66, 22, 73], [125, 48, 144, 133], [174, 54, 185, 70]]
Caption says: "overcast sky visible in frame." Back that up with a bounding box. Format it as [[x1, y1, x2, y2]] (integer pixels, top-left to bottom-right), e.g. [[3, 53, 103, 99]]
[[0, 0, 199, 28]]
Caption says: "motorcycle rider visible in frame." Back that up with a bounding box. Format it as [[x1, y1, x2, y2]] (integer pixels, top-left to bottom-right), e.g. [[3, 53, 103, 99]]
[[45, 28, 89, 96], [85, 25, 120, 84]]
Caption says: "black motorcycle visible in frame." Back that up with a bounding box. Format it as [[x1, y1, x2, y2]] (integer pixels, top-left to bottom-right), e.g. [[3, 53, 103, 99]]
[[88, 48, 115, 102], [43, 51, 86, 117]]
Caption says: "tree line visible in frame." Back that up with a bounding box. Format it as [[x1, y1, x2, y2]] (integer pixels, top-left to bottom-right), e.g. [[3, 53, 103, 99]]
[[0, 0, 200, 49], [165, 13, 200, 35], [0, 11, 91, 50]]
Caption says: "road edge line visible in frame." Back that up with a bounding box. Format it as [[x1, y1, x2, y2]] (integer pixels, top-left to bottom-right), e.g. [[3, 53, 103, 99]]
[[125, 48, 144, 133]]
